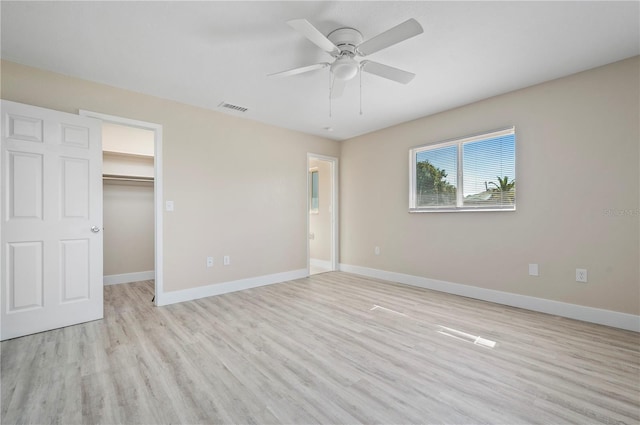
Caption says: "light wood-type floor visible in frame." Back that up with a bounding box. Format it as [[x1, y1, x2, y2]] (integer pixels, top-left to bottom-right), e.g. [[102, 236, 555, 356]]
[[309, 264, 332, 276], [2, 272, 639, 424]]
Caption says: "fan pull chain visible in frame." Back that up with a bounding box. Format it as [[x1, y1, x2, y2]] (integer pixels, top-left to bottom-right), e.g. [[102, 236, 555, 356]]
[[359, 69, 363, 115], [328, 72, 332, 118]]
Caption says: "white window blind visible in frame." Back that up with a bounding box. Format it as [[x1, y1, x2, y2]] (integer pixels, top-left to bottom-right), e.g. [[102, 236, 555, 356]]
[[409, 127, 516, 212]]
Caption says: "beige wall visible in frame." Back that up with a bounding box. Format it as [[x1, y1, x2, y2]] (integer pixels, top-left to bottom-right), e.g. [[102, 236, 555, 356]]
[[102, 122, 154, 156], [102, 152, 154, 178], [103, 182, 155, 275], [309, 158, 332, 262], [340, 57, 640, 315], [1, 60, 340, 292]]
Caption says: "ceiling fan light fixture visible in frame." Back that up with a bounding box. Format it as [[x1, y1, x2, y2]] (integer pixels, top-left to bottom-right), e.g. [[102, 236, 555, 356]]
[[330, 56, 359, 81]]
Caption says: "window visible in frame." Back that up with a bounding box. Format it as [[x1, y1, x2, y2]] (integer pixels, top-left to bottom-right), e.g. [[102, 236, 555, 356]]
[[310, 168, 319, 214], [409, 127, 516, 212]]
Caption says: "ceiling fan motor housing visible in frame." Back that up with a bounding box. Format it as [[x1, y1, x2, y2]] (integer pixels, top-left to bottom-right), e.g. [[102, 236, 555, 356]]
[[328, 28, 363, 80], [328, 27, 363, 55]]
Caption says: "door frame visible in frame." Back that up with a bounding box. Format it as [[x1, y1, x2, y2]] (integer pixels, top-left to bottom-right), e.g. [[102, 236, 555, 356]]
[[79, 110, 164, 305], [307, 153, 339, 274]]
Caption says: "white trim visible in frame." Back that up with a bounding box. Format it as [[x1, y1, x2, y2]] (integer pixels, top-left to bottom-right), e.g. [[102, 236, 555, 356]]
[[339, 264, 640, 332], [78, 110, 164, 306], [410, 126, 516, 152], [307, 153, 339, 275], [104, 271, 155, 286], [310, 258, 332, 269], [157, 269, 308, 306]]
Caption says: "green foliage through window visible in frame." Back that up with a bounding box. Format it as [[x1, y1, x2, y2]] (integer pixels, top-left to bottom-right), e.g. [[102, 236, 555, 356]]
[[416, 157, 457, 206]]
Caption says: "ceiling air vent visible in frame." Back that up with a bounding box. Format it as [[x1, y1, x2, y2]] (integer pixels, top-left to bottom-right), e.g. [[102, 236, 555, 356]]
[[218, 102, 248, 113]]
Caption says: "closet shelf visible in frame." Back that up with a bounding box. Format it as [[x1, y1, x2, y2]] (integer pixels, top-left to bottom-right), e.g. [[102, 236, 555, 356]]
[[103, 150, 154, 159], [103, 174, 154, 183]]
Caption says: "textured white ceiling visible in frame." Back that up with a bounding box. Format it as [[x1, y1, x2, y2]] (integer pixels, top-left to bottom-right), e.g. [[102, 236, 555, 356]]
[[1, 1, 638, 141]]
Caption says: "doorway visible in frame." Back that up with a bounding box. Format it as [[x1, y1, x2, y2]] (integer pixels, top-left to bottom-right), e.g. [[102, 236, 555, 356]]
[[102, 123, 155, 289], [80, 110, 164, 304], [307, 154, 338, 275]]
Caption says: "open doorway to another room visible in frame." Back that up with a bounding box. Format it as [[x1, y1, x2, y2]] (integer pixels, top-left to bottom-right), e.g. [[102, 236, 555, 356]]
[[308, 154, 338, 275]]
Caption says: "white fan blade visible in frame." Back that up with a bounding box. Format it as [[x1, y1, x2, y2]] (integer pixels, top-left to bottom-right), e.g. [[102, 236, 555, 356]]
[[331, 77, 346, 99], [361, 61, 415, 84], [268, 63, 329, 78], [357, 18, 423, 56], [287, 19, 341, 56]]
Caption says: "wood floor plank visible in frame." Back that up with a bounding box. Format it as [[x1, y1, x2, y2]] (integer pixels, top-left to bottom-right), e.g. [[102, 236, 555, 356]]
[[1, 273, 639, 424]]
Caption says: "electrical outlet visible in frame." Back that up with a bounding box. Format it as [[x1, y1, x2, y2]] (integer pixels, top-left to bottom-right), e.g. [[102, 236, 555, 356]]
[[206, 257, 213, 268], [375, 246, 381, 255], [528, 263, 539, 276], [223, 256, 230, 266], [576, 268, 588, 283]]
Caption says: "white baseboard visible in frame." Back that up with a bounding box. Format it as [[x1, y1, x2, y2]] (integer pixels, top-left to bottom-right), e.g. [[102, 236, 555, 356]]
[[310, 258, 332, 269], [103, 270, 155, 286], [339, 263, 640, 332], [156, 268, 308, 306]]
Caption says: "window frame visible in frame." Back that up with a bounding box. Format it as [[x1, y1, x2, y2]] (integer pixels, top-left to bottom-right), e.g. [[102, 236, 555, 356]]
[[409, 127, 516, 213]]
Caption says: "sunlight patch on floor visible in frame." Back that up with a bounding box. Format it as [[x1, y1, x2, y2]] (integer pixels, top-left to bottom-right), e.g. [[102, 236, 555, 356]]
[[437, 325, 497, 348], [370, 304, 408, 316]]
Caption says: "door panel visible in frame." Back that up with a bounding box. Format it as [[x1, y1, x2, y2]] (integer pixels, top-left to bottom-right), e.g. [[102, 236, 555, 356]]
[[7, 241, 43, 311], [61, 157, 90, 218], [7, 114, 43, 142], [61, 124, 90, 148], [8, 151, 43, 219], [1, 100, 103, 340], [60, 239, 90, 302]]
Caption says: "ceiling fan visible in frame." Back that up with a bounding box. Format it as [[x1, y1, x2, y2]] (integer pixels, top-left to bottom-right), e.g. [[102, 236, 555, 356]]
[[269, 18, 424, 98]]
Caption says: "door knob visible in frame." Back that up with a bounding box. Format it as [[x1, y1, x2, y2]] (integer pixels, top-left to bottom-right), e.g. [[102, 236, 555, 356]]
[[91, 226, 101, 233]]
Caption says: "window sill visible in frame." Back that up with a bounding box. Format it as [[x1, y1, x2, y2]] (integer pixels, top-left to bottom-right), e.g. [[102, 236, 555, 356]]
[[409, 206, 516, 213]]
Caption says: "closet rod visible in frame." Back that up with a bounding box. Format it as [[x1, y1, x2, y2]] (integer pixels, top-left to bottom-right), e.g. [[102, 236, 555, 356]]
[[103, 174, 154, 183]]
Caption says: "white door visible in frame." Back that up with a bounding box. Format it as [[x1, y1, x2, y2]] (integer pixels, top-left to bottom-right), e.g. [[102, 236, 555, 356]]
[[1, 100, 103, 340]]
